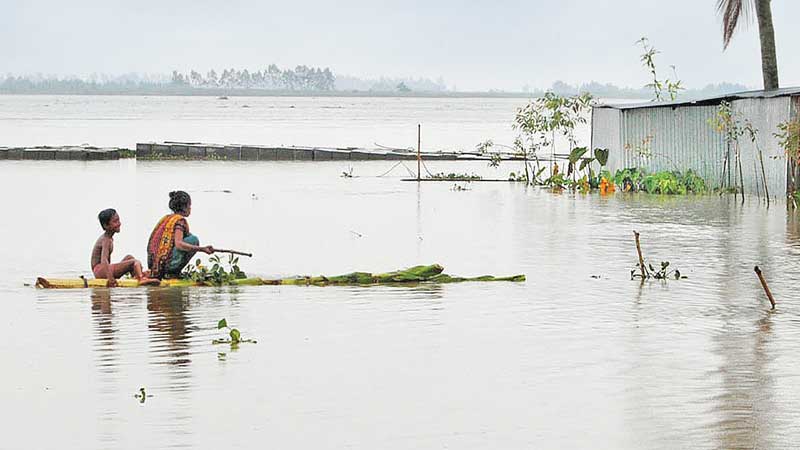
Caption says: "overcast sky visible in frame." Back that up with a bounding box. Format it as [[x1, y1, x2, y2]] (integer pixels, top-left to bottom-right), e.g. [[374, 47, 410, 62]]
[[1, 0, 798, 91]]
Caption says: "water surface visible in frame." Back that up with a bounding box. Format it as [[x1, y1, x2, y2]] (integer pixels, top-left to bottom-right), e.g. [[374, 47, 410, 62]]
[[2, 159, 800, 449]]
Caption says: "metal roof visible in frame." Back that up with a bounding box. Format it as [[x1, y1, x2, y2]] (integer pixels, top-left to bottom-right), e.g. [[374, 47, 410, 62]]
[[595, 86, 800, 110]]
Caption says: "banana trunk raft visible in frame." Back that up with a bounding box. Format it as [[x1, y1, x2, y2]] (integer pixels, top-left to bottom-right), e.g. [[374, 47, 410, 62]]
[[35, 264, 525, 289]]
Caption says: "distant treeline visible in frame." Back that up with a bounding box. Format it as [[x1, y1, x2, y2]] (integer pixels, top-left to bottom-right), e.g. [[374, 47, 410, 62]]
[[0, 72, 751, 99], [0, 68, 446, 94], [170, 65, 335, 91]]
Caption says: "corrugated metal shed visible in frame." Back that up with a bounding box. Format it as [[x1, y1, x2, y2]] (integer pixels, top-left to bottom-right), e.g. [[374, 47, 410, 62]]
[[591, 88, 798, 197]]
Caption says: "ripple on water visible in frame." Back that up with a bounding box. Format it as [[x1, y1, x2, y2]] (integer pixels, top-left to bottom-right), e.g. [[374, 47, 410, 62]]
[[5, 159, 800, 448]]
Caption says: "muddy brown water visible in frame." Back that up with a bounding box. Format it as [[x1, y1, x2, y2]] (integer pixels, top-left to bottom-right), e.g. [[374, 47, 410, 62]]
[[2, 159, 799, 449]]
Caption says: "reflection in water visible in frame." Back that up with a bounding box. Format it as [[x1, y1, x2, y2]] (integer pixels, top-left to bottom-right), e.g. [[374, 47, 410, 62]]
[[146, 287, 198, 450], [785, 207, 800, 248], [91, 289, 116, 374], [147, 288, 193, 376], [709, 202, 774, 449], [90, 289, 115, 448], [711, 314, 775, 450], [416, 182, 422, 259]]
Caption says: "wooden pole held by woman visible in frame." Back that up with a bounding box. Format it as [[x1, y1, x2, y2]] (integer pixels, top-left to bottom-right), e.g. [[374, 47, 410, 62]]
[[215, 249, 253, 258]]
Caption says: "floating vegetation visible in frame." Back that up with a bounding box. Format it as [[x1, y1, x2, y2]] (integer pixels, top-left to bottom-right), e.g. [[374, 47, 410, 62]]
[[182, 254, 247, 286], [631, 231, 687, 281], [134, 387, 153, 404], [271, 264, 526, 286], [36, 264, 525, 288], [508, 169, 542, 182], [213, 318, 257, 345], [426, 172, 482, 181], [631, 261, 684, 281]]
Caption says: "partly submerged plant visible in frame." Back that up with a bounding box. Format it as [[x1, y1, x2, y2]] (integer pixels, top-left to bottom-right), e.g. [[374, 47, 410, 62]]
[[631, 261, 686, 281], [612, 168, 706, 194], [134, 387, 153, 404], [213, 318, 257, 345], [182, 254, 247, 286], [426, 172, 482, 181], [631, 231, 687, 281]]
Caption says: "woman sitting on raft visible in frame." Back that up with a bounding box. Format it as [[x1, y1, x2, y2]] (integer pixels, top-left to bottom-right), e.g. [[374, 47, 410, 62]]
[[147, 190, 215, 279]]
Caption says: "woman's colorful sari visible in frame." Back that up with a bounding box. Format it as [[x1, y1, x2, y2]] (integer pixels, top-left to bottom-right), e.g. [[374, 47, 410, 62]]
[[147, 214, 189, 279]]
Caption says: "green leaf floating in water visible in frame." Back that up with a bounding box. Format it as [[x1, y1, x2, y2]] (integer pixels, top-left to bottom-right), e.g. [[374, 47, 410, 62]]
[[218, 318, 228, 329], [230, 328, 241, 343]]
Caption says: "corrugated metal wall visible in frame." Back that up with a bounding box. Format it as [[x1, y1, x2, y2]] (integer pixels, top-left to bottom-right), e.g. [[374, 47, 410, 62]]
[[731, 97, 790, 197], [619, 105, 727, 187], [591, 108, 621, 157], [591, 98, 794, 196]]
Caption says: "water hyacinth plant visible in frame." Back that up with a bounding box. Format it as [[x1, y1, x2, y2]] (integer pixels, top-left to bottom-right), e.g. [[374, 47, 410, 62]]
[[213, 318, 257, 345], [182, 254, 247, 286]]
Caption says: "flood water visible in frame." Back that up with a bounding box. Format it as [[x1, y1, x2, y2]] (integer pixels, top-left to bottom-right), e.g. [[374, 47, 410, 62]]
[[0, 94, 538, 151], [2, 96, 800, 449]]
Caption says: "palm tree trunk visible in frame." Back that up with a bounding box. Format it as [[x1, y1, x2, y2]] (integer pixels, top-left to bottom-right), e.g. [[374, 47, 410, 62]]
[[755, 0, 779, 90]]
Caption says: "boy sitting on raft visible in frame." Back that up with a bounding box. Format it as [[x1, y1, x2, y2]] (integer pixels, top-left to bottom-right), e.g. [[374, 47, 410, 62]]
[[91, 208, 159, 287]]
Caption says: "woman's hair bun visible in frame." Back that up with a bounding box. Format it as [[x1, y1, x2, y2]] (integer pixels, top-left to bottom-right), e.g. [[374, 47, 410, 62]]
[[168, 190, 191, 213]]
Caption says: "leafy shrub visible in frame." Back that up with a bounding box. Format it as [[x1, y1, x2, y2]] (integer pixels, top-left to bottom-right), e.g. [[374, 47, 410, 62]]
[[613, 168, 707, 195]]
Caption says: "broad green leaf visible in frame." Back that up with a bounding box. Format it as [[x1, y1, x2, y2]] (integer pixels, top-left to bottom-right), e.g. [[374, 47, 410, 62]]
[[568, 147, 588, 164], [230, 328, 241, 343], [217, 318, 228, 329], [594, 148, 609, 166]]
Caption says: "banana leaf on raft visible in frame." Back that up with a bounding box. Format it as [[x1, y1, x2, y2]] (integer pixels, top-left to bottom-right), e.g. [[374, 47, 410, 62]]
[[35, 264, 525, 289]]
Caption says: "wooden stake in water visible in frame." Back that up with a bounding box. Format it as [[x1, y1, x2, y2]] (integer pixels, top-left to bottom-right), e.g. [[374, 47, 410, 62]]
[[754, 266, 776, 310], [634, 231, 647, 279], [417, 124, 421, 181]]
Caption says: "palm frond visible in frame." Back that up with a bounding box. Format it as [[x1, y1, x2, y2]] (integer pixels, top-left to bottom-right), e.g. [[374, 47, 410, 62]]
[[716, 0, 755, 49]]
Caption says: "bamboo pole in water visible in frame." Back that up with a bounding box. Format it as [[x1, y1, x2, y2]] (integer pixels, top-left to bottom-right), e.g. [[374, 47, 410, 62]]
[[634, 231, 647, 279], [754, 266, 776, 310]]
